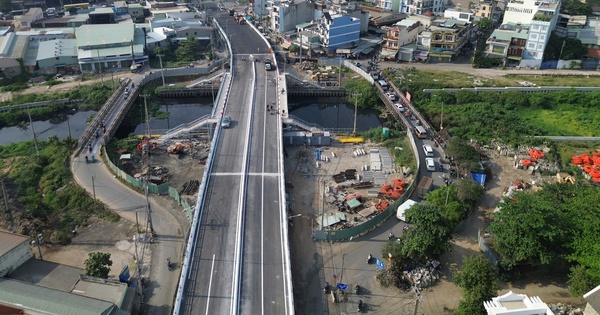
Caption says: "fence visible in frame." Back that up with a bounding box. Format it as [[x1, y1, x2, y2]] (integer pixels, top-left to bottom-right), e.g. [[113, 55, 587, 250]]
[[0, 98, 83, 113], [478, 228, 498, 267], [102, 148, 193, 217]]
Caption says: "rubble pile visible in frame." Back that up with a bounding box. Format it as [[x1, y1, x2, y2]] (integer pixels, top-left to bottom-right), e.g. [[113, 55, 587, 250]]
[[407, 261, 441, 289], [548, 303, 583, 315]]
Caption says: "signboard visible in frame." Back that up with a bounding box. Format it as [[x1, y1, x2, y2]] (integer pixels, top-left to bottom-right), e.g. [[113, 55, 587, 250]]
[[337, 283, 348, 290]]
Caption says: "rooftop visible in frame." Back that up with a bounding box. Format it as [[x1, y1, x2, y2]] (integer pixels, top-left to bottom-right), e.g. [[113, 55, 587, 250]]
[[484, 291, 554, 315], [76, 20, 134, 49], [0, 231, 29, 257], [9, 258, 82, 292], [0, 278, 117, 315]]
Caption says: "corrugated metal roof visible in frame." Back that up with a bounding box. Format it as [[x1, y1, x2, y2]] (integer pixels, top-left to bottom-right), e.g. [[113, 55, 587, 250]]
[[0, 231, 29, 256], [37, 38, 77, 61], [9, 259, 82, 292], [0, 278, 117, 315], [76, 20, 134, 49]]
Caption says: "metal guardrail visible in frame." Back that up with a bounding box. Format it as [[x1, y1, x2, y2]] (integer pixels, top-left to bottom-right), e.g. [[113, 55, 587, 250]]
[[423, 86, 600, 94], [172, 18, 235, 315], [158, 114, 216, 140], [0, 98, 82, 113], [283, 115, 326, 133]]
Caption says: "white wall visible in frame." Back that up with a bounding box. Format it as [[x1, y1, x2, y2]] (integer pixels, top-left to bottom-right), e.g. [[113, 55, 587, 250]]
[[0, 242, 33, 277]]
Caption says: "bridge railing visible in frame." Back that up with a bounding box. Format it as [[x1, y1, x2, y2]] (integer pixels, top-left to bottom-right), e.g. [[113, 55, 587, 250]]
[[284, 115, 326, 133], [172, 18, 234, 315], [159, 114, 213, 140]]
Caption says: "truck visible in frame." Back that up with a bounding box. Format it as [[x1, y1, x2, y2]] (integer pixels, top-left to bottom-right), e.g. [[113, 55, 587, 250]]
[[416, 176, 433, 199]]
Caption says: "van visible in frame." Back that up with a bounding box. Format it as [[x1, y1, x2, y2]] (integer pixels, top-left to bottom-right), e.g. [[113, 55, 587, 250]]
[[397, 199, 418, 221], [415, 126, 427, 139], [425, 157, 435, 171], [423, 144, 434, 157], [378, 80, 388, 91]]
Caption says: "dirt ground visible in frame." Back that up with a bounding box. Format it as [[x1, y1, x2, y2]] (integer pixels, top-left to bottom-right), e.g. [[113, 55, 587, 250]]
[[285, 142, 585, 315]]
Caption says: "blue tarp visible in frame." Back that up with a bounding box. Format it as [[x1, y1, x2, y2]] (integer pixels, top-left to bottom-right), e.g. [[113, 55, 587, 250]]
[[471, 173, 487, 185]]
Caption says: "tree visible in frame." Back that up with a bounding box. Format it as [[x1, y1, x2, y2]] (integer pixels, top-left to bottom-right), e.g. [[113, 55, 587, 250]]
[[84, 252, 113, 279], [454, 254, 499, 315], [175, 36, 201, 62], [453, 179, 485, 206], [152, 47, 174, 61], [425, 184, 469, 227], [568, 265, 596, 296], [487, 191, 569, 269], [477, 17, 492, 30], [343, 78, 379, 109], [401, 204, 453, 260], [445, 137, 479, 169]]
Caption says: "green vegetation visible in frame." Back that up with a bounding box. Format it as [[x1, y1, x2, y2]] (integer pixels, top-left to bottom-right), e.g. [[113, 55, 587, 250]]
[[487, 182, 600, 295], [454, 254, 500, 315], [344, 78, 381, 109], [0, 139, 118, 244], [84, 252, 113, 279], [505, 74, 600, 87], [418, 90, 600, 145]]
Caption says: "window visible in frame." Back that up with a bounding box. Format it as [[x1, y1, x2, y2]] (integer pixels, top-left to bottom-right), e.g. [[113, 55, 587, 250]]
[[537, 44, 543, 50], [539, 34, 546, 41], [482, 6, 486, 10], [532, 25, 539, 31], [542, 26, 548, 31], [530, 33, 538, 40], [445, 34, 453, 41], [528, 43, 535, 49]]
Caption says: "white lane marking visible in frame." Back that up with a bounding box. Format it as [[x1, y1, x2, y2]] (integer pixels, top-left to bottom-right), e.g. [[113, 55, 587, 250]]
[[260, 71, 268, 315], [205, 254, 216, 315], [211, 172, 279, 177]]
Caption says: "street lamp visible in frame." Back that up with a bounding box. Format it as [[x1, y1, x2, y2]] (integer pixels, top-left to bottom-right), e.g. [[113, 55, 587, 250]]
[[157, 54, 166, 86]]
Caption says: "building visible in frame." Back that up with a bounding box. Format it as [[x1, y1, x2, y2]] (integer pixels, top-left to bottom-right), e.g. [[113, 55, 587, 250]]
[[419, 19, 470, 61], [444, 8, 474, 23], [76, 21, 147, 72], [381, 19, 422, 61], [14, 8, 43, 31], [128, 3, 145, 22], [576, 18, 600, 69], [319, 12, 361, 52], [37, 39, 79, 74], [584, 284, 600, 315], [485, 23, 528, 66], [114, 1, 129, 16], [89, 7, 116, 24], [269, 0, 314, 33], [484, 290, 554, 315], [405, 0, 446, 16], [0, 231, 33, 277], [378, 0, 394, 12]]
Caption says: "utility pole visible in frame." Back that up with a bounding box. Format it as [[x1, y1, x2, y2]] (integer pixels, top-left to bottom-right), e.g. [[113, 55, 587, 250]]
[[440, 101, 444, 131], [338, 57, 342, 87], [97, 50, 104, 87], [157, 54, 166, 86], [27, 107, 39, 157], [142, 95, 151, 139], [91, 176, 96, 201], [66, 113, 72, 143], [145, 186, 154, 233], [298, 30, 302, 63], [352, 92, 362, 135], [1, 179, 15, 233]]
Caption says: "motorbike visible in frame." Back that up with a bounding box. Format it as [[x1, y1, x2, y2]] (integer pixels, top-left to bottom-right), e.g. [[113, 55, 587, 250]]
[[367, 254, 372, 264], [358, 300, 364, 312], [166, 258, 172, 271], [85, 156, 89, 164], [323, 282, 330, 294], [355, 284, 360, 295]]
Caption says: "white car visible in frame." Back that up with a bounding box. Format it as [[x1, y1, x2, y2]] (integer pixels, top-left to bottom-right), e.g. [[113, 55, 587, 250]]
[[386, 93, 396, 101], [394, 103, 405, 112], [221, 116, 231, 128], [425, 158, 436, 171], [423, 144, 434, 157]]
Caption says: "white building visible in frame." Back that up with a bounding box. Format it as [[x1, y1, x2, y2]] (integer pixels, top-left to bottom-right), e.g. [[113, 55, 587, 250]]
[[484, 291, 554, 315], [0, 231, 33, 277], [500, 0, 561, 68]]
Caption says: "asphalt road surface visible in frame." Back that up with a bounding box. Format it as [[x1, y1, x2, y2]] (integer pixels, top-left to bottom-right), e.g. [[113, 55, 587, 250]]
[[179, 14, 291, 315]]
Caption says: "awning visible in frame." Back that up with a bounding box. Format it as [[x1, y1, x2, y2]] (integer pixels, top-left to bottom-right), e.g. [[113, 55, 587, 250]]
[[316, 212, 346, 229], [361, 47, 374, 55], [336, 48, 352, 54], [281, 41, 292, 49], [380, 49, 397, 56], [507, 56, 523, 61]]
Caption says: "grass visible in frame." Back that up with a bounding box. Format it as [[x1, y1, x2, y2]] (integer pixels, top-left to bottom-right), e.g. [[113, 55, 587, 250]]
[[553, 141, 600, 170], [517, 105, 600, 137], [505, 74, 600, 87], [387, 68, 516, 89]]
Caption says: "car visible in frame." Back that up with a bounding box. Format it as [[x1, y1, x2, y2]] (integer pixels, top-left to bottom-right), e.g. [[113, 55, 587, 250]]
[[221, 115, 231, 128], [423, 144, 434, 157], [425, 158, 436, 171], [386, 93, 396, 101], [394, 103, 405, 112]]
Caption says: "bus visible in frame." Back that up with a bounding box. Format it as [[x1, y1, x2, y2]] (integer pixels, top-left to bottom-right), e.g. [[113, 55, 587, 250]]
[[415, 126, 427, 139]]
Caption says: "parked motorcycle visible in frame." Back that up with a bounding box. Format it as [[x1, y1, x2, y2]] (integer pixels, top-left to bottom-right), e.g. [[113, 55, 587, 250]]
[[355, 284, 360, 295], [358, 300, 364, 312], [166, 258, 172, 271], [366, 254, 372, 264]]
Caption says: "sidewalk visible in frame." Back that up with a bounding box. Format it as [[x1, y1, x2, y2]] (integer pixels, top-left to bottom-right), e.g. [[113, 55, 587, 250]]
[[71, 148, 188, 315]]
